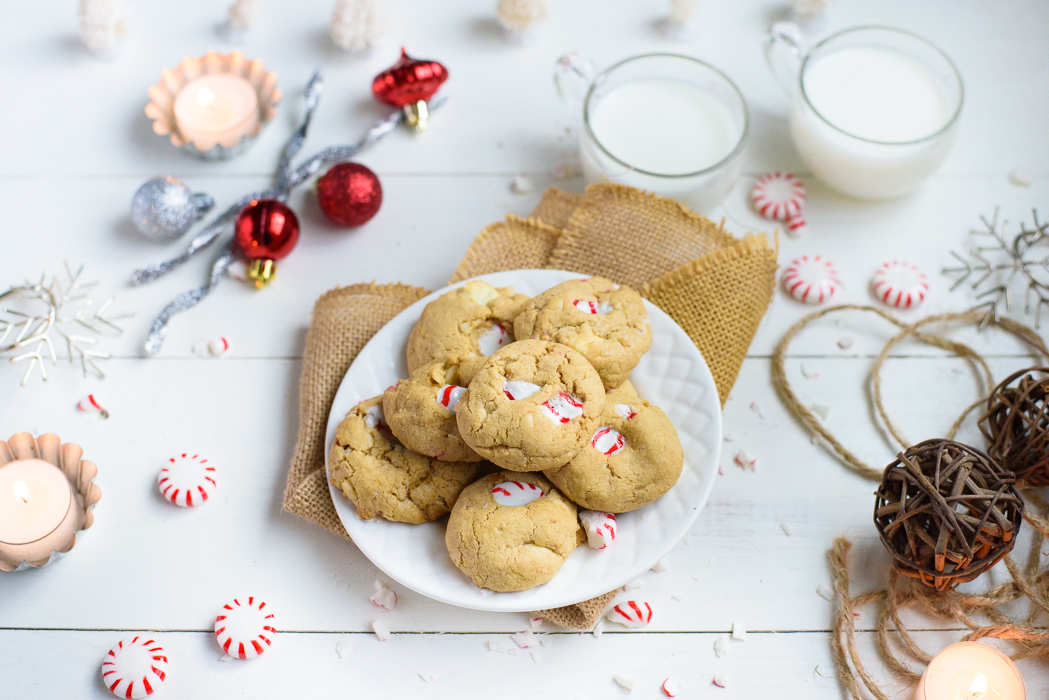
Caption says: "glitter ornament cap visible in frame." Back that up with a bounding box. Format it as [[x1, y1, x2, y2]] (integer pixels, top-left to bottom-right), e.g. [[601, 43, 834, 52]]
[[782, 255, 840, 305], [131, 177, 215, 243], [100, 636, 169, 699], [872, 260, 929, 309]]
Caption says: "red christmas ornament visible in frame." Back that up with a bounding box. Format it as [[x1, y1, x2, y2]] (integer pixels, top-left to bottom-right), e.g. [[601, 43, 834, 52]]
[[372, 48, 448, 132], [234, 199, 300, 289], [316, 163, 383, 227]]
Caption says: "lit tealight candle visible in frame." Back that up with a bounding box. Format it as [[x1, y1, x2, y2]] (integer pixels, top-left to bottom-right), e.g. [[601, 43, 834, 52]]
[[0, 459, 78, 565], [916, 642, 1025, 700], [172, 74, 260, 150]]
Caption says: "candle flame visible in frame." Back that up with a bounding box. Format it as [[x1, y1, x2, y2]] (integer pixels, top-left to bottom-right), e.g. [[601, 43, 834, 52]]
[[968, 672, 986, 700], [13, 480, 28, 505], [197, 87, 215, 107]]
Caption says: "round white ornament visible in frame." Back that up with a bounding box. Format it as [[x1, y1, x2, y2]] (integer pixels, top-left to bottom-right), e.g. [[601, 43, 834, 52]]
[[214, 596, 276, 660], [101, 636, 169, 699], [157, 453, 217, 507]]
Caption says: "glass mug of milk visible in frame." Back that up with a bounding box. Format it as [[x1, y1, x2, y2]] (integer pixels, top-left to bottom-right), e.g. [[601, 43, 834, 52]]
[[555, 53, 748, 212], [766, 24, 963, 199]]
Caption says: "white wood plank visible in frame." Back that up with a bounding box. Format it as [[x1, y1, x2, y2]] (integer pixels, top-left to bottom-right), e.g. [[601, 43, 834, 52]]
[[1, 174, 1046, 362], [1, 353, 1040, 634], [0, 0, 1046, 179], [4, 628, 1047, 699]]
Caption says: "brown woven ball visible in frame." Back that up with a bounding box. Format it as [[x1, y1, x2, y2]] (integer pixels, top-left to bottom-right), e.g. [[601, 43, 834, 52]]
[[873, 439, 1024, 592], [979, 367, 1049, 487]]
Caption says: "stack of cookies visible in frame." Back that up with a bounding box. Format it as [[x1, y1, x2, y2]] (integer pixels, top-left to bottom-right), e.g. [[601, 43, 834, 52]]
[[329, 277, 685, 593]]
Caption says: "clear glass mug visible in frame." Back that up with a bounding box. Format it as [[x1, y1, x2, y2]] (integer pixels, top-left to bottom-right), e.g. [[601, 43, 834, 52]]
[[765, 24, 964, 200], [554, 53, 749, 213]]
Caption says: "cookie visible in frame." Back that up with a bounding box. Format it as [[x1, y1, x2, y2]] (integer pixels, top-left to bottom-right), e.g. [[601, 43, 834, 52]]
[[383, 360, 482, 462], [513, 277, 652, 389], [445, 471, 584, 592], [456, 339, 606, 472], [329, 396, 483, 524], [544, 398, 683, 513], [406, 281, 528, 383]]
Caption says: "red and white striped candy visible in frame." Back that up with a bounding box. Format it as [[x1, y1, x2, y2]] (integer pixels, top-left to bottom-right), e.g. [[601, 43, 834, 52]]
[[572, 299, 613, 315], [579, 510, 617, 550], [752, 172, 806, 221], [782, 255, 840, 305], [541, 391, 584, 424], [590, 427, 626, 456], [871, 261, 928, 309], [477, 321, 508, 355], [100, 636, 169, 699], [606, 600, 653, 628], [613, 404, 637, 420], [436, 385, 466, 412], [491, 481, 544, 506], [785, 211, 808, 237], [77, 393, 108, 417], [157, 453, 216, 508], [503, 380, 540, 401], [215, 597, 276, 660]]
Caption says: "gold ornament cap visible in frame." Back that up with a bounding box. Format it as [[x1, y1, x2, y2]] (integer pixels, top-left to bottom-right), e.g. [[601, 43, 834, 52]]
[[248, 259, 276, 289], [402, 100, 430, 133]]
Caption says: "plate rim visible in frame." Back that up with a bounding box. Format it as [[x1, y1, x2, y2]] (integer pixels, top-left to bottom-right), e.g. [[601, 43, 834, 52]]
[[324, 269, 722, 612]]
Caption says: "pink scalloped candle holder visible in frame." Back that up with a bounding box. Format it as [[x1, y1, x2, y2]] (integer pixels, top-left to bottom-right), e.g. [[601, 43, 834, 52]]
[[0, 433, 101, 572], [145, 51, 282, 160]]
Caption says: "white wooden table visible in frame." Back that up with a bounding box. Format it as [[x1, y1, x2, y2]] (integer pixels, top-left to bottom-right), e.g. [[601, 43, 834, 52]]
[[2, 1, 1047, 697]]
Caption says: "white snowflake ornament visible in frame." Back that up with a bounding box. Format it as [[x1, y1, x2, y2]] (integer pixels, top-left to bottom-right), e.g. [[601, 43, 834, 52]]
[[497, 0, 548, 42], [330, 0, 388, 54], [79, 0, 126, 57]]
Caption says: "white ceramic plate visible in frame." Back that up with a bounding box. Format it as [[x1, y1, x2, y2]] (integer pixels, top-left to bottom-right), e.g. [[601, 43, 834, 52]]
[[325, 270, 721, 612]]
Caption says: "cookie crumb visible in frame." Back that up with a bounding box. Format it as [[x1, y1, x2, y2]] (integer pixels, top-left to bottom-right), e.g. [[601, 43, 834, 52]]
[[801, 363, 819, 378], [650, 558, 669, 573], [837, 336, 854, 350], [418, 673, 438, 684], [512, 629, 535, 648], [670, 593, 684, 601], [713, 634, 730, 658], [335, 640, 352, 659], [780, 522, 794, 536], [749, 401, 765, 419], [810, 403, 831, 420], [371, 619, 390, 642], [817, 584, 835, 601], [218, 654, 235, 662], [613, 674, 635, 691], [370, 580, 398, 611], [592, 620, 604, 637], [1010, 168, 1032, 187], [732, 622, 747, 641], [488, 640, 508, 653], [624, 579, 644, 591], [722, 433, 736, 442], [511, 174, 534, 194]]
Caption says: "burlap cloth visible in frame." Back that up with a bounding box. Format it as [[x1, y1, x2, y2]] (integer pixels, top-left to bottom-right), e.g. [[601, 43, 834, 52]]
[[283, 183, 777, 629]]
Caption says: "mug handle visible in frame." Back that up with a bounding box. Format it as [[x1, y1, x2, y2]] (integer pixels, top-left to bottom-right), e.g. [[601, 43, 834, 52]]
[[764, 22, 806, 95], [553, 52, 596, 117]]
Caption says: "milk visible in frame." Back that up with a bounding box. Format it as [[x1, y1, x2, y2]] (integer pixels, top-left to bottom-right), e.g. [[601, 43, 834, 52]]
[[790, 46, 957, 199], [588, 79, 741, 175]]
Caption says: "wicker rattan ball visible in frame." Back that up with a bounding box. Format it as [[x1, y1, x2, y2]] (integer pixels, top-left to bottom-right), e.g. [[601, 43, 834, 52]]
[[979, 367, 1049, 487], [873, 439, 1024, 592]]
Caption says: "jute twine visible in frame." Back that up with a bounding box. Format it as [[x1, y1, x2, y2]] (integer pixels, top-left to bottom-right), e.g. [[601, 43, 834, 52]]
[[283, 184, 778, 629], [770, 304, 1049, 697]]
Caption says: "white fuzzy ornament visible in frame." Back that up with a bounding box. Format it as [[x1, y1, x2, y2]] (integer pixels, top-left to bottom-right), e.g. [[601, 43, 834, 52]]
[[227, 0, 256, 29], [330, 0, 388, 54], [790, 0, 832, 20], [497, 0, 548, 38], [662, 0, 700, 41], [79, 0, 126, 56]]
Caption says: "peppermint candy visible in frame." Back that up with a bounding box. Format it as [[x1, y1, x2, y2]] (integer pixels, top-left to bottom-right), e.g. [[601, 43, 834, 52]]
[[579, 510, 617, 550], [215, 597, 276, 660], [785, 212, 808, 237], [157, 453, 216, 507], [541, 391, 584, 424], [101, 636, 169, 699], [436, 385, 466, 412], [751, 172, 806, 221], [590, 427, 625, 456], [606, 600, 653, 628], [782, 255, 840, 305], [613, 404, 637, 420], [477, 322, 508, 355], [871, 260, 928, 309], [503, 380, 540, 401], [77, 393, 109, 418], [491, 481, 544, 506], [572, 299, 613, 315]]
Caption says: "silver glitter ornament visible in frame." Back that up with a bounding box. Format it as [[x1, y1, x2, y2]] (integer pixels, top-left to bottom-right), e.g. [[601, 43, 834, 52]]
[[130, 177, 215, 243]]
